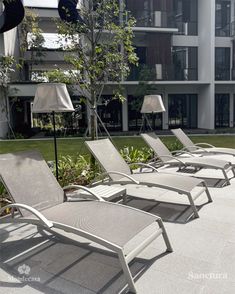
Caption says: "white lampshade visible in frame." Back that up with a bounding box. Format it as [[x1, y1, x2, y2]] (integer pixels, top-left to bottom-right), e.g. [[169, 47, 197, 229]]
[[140, 95, 166, 114], [32, 83, 74, 113]]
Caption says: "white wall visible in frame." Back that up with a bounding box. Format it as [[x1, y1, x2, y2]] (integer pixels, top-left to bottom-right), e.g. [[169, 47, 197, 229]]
[[198, 85, 214, 129]]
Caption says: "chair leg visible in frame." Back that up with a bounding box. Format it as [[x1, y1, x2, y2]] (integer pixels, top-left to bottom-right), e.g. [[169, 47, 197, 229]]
[[157, 218, 173, 252], [222, 169, 230, 186], [232, 167, 235, 177], [203, 182, 212, 202], [187, 193, 199, 218], [118, 251, 137, 293]]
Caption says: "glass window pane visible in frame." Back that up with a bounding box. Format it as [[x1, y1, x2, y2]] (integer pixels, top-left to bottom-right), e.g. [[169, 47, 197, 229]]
[[215, 94, 230, 127]]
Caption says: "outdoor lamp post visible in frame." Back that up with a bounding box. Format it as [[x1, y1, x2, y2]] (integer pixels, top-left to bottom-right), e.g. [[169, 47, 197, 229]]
[[140, 95, 166, 132], [32, 83, 74, 180]]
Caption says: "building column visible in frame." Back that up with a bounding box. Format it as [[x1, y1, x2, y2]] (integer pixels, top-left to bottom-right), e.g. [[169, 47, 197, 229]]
[[122, 97, 128, 131], [162, 94, 168, 129], [198, 85, 215, 129], [197, 0, 215, 129], [230, 93, 234, 127]]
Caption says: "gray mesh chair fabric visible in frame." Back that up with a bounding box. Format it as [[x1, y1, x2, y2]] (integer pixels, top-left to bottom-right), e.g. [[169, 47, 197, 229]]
[[141, 133, 234, 185], [40, 201, 155, 247], [141, 133, 172, 164], [85, 139, 131, 181], [172, 128, 235, 156], [85, 138, 212, 218], [0, 150, 172, 293], [0, 151, 64, 216]]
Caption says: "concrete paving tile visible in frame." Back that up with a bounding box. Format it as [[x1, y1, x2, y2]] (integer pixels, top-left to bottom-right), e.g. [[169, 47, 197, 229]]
[[135, 269, 204, 294], [180, 217, 235, 243], [199, 201, 235, 225], [162, 224, 227, 264], [138, 250, 214, 285], [201, 280, 235, 294], [210, 241, 235, 282]]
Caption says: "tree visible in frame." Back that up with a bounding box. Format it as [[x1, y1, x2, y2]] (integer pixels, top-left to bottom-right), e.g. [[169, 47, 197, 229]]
[[53, 0, 138, 141], [19, 8, 45, 81], [0, 55, 16, 138]]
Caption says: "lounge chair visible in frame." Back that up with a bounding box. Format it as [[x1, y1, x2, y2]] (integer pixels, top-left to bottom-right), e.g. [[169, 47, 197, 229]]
[[0, 150, 173, 293], [85, 138, 212, 218], [172, 128, 235, 157], [141, 133, 235, 185]]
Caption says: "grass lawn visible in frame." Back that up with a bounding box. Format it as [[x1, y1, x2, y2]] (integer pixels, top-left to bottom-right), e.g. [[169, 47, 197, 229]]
[[0, 135, 235, 161]]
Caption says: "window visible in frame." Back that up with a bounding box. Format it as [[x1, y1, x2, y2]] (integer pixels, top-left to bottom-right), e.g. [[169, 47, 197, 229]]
[[168, 94, 197, 128], [215, 48, 230, 80], [215, 0, 231, 36], [173, 0, 198, 35], [215, 94, 230, 127], [97, 96, 122, 131], [128, 96, 163, 131], [172, 47, 198, 80]]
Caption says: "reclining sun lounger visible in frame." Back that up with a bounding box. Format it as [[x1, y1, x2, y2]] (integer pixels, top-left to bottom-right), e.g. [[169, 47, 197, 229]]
[[85, 138, 212, 218], [141, 133, 235, 186], [0, 150, 173, 293], [172, 128, 235, 157]]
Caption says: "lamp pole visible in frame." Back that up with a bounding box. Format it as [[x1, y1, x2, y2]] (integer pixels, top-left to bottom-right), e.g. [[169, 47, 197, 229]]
[[32, 83, 74, 181], [52, 111, 59, 180]]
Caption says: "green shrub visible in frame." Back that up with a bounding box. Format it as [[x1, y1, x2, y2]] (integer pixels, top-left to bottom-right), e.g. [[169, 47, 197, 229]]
[[0, 183, 11, 216], [120, 146, 153, 164], [56, 155, 100, 187], [166, 140, 183, 152]]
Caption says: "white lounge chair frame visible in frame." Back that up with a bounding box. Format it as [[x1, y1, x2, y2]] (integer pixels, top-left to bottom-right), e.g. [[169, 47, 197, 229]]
[[172, 128, 235, 157], [141, 132, 235, 186], [85, 138, 213, 219], [0, 151, 172, 293]]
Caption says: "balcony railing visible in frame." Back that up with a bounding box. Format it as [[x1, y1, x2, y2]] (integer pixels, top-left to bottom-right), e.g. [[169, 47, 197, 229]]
[[215, 68, 230, 80], [127, 64, 198, 81], [125, 10, 176, 29], [216, 23, 231, 37], [174, 20, 198, 36]]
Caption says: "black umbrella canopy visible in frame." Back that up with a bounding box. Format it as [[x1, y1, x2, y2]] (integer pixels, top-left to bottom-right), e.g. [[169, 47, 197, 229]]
[[0, 0, 25, 34]]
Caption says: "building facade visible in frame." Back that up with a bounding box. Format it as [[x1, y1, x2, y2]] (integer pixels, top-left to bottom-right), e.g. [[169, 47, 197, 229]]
[[1, 0, 235, 137]]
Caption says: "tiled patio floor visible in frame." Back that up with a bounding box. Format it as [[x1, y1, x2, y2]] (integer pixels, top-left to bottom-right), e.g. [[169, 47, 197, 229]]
[[0, 167, 235, 293]]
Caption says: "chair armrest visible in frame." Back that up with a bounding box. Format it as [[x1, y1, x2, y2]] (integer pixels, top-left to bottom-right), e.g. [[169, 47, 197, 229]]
[[0, 203, 53, 228], [158, 155, 186, 165], [101, 171, 140, 184], [194, 142, 215, 148], [63, 185, 104, 201], [171, 150, 197, 157], [128, 162, 159, 172], [181, 145, 210, 153]]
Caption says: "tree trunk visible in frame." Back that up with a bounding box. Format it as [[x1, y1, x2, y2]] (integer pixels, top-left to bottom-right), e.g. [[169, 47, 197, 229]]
[[89, 87, 97, 167]]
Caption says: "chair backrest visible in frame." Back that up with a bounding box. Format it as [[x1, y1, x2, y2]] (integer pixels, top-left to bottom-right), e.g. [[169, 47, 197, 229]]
[[85, 139, 131, 181], [171, 128, 196, 151], [141, 133, 172, 163], [0, 151, 64, 216]]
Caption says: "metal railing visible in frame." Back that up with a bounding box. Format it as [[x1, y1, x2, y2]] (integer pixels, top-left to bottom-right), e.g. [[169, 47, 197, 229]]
[[125, 10, 176, 28], [127, 64, 198, 81], [215, 68, 230, 80]]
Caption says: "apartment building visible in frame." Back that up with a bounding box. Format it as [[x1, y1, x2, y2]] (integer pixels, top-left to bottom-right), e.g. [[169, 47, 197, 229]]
[[1, 0, 235, 137]]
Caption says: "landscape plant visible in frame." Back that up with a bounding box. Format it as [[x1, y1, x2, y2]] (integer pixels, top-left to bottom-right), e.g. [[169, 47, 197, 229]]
[[19, 8, 46, 81], [0, 55, 17, 138], [56, 154, 100, 187], [51, 0, 138, 143]]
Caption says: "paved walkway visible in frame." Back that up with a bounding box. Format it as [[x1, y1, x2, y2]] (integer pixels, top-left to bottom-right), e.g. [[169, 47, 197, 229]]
[[0, 167, 235, 293]]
